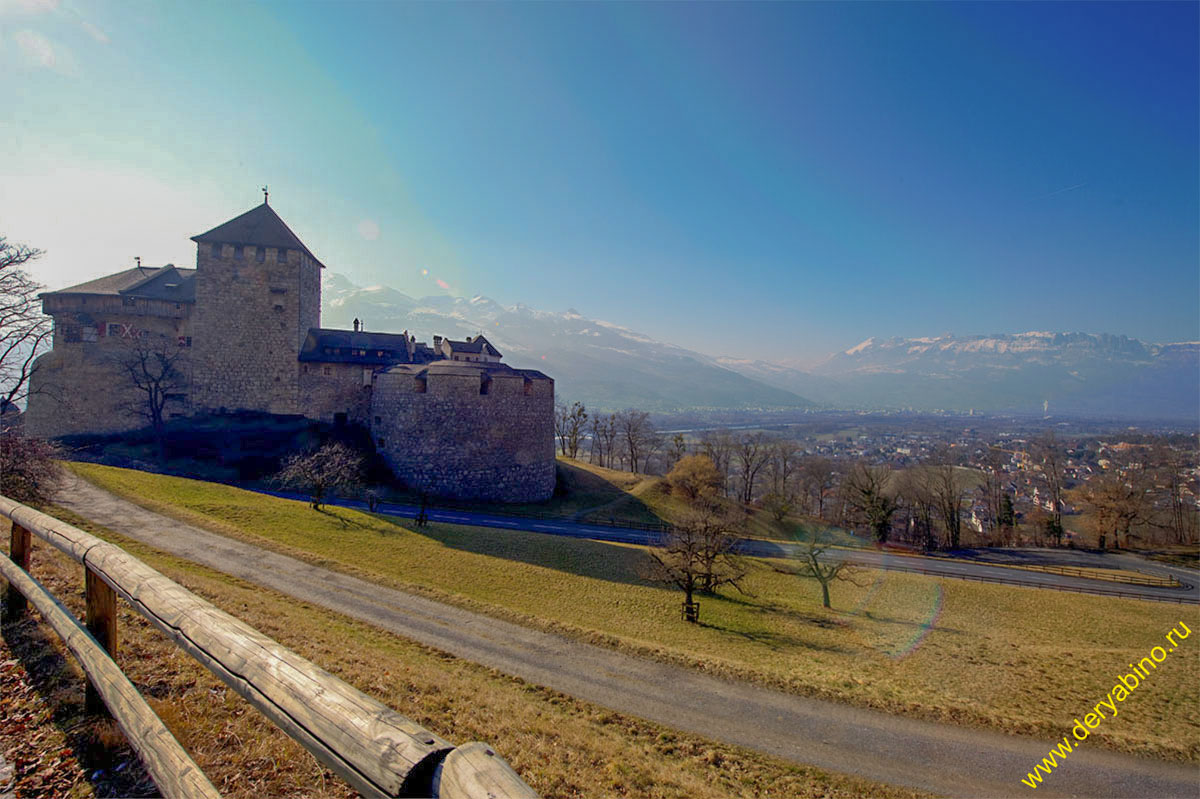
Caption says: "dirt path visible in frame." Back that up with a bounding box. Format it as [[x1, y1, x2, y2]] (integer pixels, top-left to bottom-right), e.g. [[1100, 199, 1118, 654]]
[[55, 475, 1200, 798]]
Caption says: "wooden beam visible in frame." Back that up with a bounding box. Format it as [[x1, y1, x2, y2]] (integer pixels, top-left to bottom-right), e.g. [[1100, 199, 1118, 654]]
[[3, 522, 31, 621], [0, 495, 538, 798], [85, 567, 119, 715], [433, 742, 539, 799], [0, 550, 221, 799]]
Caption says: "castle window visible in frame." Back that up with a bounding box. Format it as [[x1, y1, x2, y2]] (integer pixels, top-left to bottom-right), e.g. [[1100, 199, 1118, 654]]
[[177, 336, 192, 347], [211, 243, 222, 257], [62, 325, 82, 343], [276, 248, 288, 263], [256, 248, 265, 263], [480, 376, 491, 395], [233, 245, 244, 260], [107, 323, 123, 337], [122, 296, 136, 307], [274, 304, 285, 312], [414, 376, 427, 394], [270, 287, 287, 294], [323, 366, 332, 376], [523, 377, 533, 396]]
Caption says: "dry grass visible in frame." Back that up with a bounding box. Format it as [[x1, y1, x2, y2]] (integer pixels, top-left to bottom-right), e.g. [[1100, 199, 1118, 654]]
[[2, 513, 923, 799], [65, 462, 1200, 761]]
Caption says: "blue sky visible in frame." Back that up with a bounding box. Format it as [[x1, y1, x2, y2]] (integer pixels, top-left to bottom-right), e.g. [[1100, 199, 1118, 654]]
[[1, 0, 1196, 363]]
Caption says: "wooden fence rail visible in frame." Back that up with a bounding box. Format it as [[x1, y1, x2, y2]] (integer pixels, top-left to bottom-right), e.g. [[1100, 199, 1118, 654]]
[[0, 496, 537, 799]]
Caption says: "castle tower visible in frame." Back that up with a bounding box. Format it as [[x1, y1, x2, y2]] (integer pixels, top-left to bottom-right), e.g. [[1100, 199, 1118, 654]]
[[189, 201, 322, 415]]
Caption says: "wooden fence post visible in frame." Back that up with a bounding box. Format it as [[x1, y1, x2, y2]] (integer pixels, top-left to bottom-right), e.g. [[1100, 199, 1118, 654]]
[[85, 567, 118, 715], [4, 523, 31, 622]]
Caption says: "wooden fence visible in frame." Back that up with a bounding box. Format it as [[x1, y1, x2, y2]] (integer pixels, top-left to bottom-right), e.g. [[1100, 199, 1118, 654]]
[[0, 495, 537, 799]]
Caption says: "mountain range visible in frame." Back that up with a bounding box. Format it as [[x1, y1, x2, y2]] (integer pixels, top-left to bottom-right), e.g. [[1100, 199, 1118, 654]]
[[322, 274, 1198, 421]]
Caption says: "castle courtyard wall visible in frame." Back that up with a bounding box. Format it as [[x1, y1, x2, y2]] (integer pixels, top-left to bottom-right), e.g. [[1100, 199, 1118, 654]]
[[370, 368, 555, 503]]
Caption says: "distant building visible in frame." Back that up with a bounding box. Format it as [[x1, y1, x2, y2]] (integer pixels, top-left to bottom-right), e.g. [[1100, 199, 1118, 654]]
[[26, 200, 555, 502]]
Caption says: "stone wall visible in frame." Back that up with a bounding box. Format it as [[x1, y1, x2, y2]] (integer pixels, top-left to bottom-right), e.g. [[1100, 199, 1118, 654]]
[[299, 362, 374, 424], [191, 243, 320, 415], [370, 365, 555, 503], [25, 306, 193, 439]]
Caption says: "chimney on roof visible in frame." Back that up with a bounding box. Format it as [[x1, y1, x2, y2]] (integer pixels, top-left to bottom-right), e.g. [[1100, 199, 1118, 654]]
[[135, 256, 141, 267], [353, 318, 360, 332]]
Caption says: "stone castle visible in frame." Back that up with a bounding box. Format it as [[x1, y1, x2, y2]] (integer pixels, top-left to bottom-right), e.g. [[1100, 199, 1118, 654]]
[[25, 200, 556, 502]]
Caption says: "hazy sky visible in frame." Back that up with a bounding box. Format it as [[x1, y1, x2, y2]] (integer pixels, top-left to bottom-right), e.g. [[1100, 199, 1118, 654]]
[[2, 1, 1196, 364]]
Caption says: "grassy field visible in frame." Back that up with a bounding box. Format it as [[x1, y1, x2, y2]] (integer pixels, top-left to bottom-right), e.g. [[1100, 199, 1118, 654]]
[[1, 511, 921, 799], [66, 462, 1200, 761]]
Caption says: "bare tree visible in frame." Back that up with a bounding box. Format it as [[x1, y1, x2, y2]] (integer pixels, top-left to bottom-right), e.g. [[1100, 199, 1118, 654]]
[[767, 439, 802, 497], [616, 409, 654, 473], [787, 528, 862, 609], [1034, 432, 1067, 541], [275, 442, 365, 510], [978, 446, 1009, 537], [554, 401, 589, 459], [668, 433, 687, 468], [842, 463, 897, 544], [929, 457, 970, 550], [898, 467, 938, 550], [699, 429, 734, 497], [111, 333, 190, 462], [591, 412, 618, 468], [734, 432, 771, 504], [0, 431, 60, 505], [646, 506, 747, 623], [0, 236, 52, 407], [799, 456, 838, 520]]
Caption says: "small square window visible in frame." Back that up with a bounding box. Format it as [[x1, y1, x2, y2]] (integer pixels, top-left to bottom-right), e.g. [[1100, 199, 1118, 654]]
[[323, 367, 332, 376], [277, 248, 288, 263], [233, 245, 244, 259], [256, 248, 265, 263]]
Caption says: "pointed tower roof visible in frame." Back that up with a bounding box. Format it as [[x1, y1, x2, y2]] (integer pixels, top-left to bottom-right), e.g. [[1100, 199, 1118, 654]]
[[191, 203, 324, 267]]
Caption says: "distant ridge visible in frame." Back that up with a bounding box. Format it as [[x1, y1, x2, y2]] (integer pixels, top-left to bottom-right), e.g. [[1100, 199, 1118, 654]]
[[322, 275, 1197, 420]]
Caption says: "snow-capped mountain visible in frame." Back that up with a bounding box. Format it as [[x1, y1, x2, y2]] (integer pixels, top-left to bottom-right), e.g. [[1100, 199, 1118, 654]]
[[721, 333, 1199, 420], [321, 274, 812, 411], [323, 275, 1197, 420]]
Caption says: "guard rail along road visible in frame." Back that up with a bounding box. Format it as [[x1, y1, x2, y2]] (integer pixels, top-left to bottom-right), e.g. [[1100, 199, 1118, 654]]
[[0, 493, 538, 799]]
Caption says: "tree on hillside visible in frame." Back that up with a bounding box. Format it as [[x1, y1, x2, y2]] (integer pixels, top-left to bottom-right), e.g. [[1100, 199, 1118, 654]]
[[767, 439, 802, 497], [111, 333, 190, 462], [1080, 468, 1154, 548], [898, 467, 938, 550], [978, 446, 1010, 539], [668, 433, 687, 467], [646, 505, 747, 623], [276, 442, 364, 510], [842, 463, 897, 544], [616, 409, 654, 473], [590, 413, 618, 468], [734, 432, 771, 504], [667, 454, 723, 501], [928, 453, 970, 550], [0, 236, 52, 408], [1034, 432, 1067, 540], [699, 429, 734, 497], [0, 431, 60, 505], [787, 528, 862, 609], [555, 401, 588, 459], [799, 456, 839, 521]]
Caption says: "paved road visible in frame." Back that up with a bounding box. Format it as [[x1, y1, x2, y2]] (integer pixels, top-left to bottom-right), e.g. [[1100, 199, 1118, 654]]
[[55, 475, 1200, 798], [256, 488, 1199, 604]]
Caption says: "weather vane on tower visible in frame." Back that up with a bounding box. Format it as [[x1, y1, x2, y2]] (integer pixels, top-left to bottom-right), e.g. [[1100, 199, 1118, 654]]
[[262, 185, 269, 204]]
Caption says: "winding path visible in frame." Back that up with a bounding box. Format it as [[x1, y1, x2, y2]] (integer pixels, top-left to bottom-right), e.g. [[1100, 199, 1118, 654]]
[[56, 475, 1200, 798], [255, 487, 1199, 604]]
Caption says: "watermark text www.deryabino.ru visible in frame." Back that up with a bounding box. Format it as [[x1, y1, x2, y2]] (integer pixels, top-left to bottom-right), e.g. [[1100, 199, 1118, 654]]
[[1020, 620, 1191, 789]]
